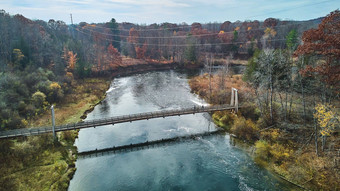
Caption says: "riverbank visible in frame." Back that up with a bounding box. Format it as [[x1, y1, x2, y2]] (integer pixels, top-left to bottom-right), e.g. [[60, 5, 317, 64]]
[[0, 78, 110, 190], [91, 57, 203, 78], [188, 73, 340, 190]]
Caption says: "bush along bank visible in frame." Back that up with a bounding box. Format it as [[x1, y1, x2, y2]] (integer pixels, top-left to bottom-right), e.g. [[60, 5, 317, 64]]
[[189, 73, 340, 190], [0, 78, 110, 191]]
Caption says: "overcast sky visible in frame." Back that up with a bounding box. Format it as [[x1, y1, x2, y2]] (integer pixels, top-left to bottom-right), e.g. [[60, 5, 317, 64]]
[[0, 0, 339, 24]]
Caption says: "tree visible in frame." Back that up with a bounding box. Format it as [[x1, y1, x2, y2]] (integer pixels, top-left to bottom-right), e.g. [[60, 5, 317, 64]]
[[295, 10, 340, 99], [135, 43, 147, 59], [107, 18, 121, 51], [32, 91, 47, 114], [12, 49, 25, 69], [67, 51, 77, 71], [106, 43, 122, 69], [314, 103, 339, 151], [48, 82, 63, 103], [231, 29, 239, 55], [262, 27, 276, 49], [255, 49, 276, 124], [285, 29, 298, 51], [185, 43, 196, 63]]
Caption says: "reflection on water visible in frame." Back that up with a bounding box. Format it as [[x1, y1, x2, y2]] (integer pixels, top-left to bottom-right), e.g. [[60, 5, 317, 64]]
[[69, 70, 298, 191]]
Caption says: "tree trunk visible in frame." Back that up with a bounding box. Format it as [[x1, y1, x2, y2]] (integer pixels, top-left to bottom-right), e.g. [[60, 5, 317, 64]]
[[322, 135, 326, 151], [270, 80, 273, 124], [255, 89, 264, 117], [300, 76, 306, 125], [279, 93, 284, 118], [313, 96, 319, 156], [289, 92, 293, 119], [285, 90, 288, 121]]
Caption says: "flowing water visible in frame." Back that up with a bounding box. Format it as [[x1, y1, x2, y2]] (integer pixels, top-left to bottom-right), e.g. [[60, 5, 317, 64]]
[[69, 70, 297, 191]]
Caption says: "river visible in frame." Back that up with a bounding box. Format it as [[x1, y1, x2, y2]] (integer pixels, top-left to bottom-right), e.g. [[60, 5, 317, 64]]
[[68, 70, 297, 191]]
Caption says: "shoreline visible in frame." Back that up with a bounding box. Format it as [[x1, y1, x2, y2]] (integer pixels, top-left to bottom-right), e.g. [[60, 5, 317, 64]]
[[188, 73, 339, 190]]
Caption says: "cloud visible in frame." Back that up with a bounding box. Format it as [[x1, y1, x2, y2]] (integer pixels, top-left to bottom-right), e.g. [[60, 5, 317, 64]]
[[105, 0, 189, 7], [0, 0, 338, 24]]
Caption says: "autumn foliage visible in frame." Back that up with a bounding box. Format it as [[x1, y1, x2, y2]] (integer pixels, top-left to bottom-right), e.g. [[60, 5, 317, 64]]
[[106, 44, 122, 69], [295, 10, 340, 93], [189, 74, 252, 104]]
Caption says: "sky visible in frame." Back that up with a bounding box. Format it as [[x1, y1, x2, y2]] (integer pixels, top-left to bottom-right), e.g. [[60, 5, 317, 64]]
[[0, 0, 339, 24]]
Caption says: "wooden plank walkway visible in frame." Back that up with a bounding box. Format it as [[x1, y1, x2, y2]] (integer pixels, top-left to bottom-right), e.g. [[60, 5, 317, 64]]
[[0, 104, 236, 139]]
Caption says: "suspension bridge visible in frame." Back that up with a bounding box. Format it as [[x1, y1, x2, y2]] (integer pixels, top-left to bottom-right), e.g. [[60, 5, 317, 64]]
[[0, 88, 239, 140]]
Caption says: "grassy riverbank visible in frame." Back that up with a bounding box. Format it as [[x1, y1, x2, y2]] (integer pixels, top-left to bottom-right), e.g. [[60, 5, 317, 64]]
[[0, 78, 110, 190], [189, 74, 340, 190]]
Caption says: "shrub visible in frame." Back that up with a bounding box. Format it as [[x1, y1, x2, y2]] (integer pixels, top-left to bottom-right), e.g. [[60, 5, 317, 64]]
[[61, 131, 76, 142], [48, 82, 64, 103], [212, 111, 235, 129], [260, 129, 281, 143], [230, 116, 259, 142], [270, 143, 292, 165], [32, 91, 46, 107], [255, 140, 271, 162], [240, 103, 260, 121]]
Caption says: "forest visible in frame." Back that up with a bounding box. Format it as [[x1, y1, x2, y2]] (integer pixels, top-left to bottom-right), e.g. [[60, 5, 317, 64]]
[[0, 7, 339, 190], [0, 9, 324, 131]]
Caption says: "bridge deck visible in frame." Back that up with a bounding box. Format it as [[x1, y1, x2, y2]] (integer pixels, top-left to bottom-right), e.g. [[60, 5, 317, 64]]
[[0, 105, 237, 139]]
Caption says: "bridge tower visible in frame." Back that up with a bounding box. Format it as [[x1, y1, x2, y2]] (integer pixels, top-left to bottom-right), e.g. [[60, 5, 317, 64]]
[[230, 87, 238, 113], [51, 105, 57, 141]]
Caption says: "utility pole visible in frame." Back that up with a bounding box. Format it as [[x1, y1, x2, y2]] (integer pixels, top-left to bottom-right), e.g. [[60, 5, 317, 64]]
[[70, 13, 75, 38], [70, 14, 73, 25]]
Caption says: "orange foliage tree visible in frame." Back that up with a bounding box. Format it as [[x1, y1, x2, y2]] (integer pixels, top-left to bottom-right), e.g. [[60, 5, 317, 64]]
[[106, 44, 122, 69], [67, 51, 77, 71], [127, 28, 139, 43], [135, 43, 147, 59]]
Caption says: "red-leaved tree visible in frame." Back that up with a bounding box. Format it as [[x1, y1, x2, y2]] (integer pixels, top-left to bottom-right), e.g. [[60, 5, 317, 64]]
[[295, 10, 340, 95]]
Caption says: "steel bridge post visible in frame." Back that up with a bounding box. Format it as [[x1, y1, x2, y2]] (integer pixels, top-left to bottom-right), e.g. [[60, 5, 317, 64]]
[[230, 87, 234, 106], [231, 87, 239, 113], [235, 89, 238, 113], [51, 105, 57, 141]]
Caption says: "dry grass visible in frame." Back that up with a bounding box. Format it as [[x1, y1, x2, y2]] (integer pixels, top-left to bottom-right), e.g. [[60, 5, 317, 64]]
[[189, 73, 253, 104], [122, 56, 174, 67], [213, 58, 248, 65]]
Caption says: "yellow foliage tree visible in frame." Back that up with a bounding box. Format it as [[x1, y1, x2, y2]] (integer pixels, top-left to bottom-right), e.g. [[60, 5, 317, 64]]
[[264, 27, 277, 38], [314, 103, 339, 136], [50, 82, 61, 90], [12, 49, 25, 68]]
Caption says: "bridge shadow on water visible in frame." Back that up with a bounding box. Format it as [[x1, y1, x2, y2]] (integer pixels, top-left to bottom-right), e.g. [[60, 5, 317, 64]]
[[77, 129, 225, 159]]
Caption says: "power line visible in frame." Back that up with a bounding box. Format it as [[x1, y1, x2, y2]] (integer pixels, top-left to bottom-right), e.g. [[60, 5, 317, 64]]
[[82, 23, 193, 32], [77, 0, 333, 32], [247, 0, 334, 18], [78, 21, 304, 40], [72, 25, 287, 47]]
